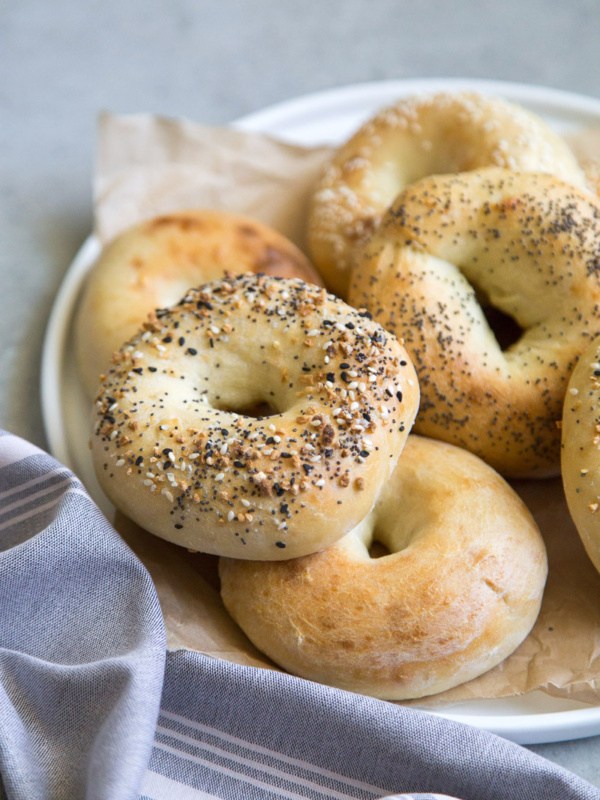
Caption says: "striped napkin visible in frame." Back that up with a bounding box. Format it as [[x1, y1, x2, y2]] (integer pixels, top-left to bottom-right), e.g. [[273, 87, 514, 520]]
[[0, 429, 598, 800]]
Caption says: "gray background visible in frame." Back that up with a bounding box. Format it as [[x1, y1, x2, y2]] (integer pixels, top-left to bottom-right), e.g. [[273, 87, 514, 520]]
[[3, 0, 600, 788]]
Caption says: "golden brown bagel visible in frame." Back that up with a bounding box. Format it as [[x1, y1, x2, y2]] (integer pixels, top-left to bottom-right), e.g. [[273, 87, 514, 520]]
[[308, 92, 586, 297], [91, 273, 419, 560], [348, 167, 600, 478], [219, 435, 547, 700], [582, 158, 600, 197], [75, 209, 324, 397], [562, 336, 600, 575]]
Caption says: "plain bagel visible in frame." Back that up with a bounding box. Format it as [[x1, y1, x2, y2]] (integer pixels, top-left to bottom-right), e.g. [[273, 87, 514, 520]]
[[91, 273, 419, 560], [348, 167, 600, 478], [75, 209, 324, 397], [561, 335, 600, 575], [308, 91, 586, 297], [219, 435, 547, 700]]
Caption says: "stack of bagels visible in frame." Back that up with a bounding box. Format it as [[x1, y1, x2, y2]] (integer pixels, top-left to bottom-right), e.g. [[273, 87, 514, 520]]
[[79, 91, 600, 702]]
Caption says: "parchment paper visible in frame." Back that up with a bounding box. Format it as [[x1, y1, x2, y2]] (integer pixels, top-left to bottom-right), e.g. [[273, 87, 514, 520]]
[[94, 111, 600, 707]]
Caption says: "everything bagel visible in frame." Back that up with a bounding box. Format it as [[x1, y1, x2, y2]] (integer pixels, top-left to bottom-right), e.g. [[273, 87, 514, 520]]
[[308, 92, 586, 297], [219, 435, 547, 700], [91, 273, 419, 560], [562, 336, 600, 575], [348, 168, 600, 478], [75, 209, 324, 397]]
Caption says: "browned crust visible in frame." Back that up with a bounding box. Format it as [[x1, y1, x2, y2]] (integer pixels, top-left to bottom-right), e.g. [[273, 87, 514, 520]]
[[75, 209, 325, 397], [219, 435, 547, 699]]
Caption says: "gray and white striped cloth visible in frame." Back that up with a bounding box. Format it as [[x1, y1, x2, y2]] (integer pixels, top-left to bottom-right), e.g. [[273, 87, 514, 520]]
[[0, 429, 598, 800]]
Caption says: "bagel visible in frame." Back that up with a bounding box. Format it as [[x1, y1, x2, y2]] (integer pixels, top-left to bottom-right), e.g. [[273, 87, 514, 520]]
[[308, 91, 586, 297], [348, 167, 600, 478], [582, 157, 600, 198], [75, 209, 324, 397], [90, 273, 419, 560], [561, 336, 600, 575], [219, 435, 547, 700]]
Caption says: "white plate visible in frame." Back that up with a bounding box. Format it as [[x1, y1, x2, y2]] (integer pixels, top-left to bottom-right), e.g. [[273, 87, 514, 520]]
[[41, 78, 600, 745]]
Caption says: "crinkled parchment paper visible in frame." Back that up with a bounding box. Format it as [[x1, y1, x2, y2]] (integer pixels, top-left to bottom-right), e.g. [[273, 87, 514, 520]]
[[94, 111, 600, 707]]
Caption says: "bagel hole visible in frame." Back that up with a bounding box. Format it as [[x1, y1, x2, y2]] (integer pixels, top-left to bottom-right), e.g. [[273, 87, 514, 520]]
[[368, 539, 392, 559], [471, 284, 524, 351], [480, 304, 523, 351], [220, 400, 278, 419]]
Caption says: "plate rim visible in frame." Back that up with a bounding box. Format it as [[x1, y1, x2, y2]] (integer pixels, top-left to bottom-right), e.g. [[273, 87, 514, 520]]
[[233, 77, 600, 138], [41, 77, 600, 745]]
